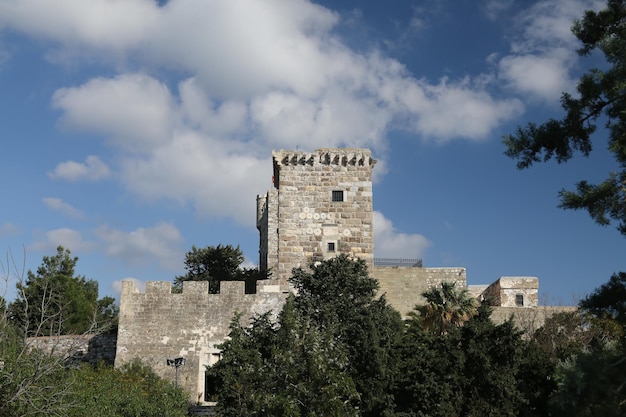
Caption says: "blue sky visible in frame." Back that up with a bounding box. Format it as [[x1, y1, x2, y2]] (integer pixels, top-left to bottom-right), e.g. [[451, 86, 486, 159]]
[[0, 0, 623, 305]]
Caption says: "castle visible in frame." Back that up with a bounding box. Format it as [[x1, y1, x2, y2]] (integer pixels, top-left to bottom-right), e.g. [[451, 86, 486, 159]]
[[115, 148, 553, 403]]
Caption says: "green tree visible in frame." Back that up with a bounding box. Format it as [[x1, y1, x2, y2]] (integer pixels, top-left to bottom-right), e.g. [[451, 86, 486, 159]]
[[208, 255, 402, 417], [545, 273, 626, 416], [67, 360, 189, 417], [0, 249, 74, 416], [458, 311, 527, 417], [0, 338, 72, 417], [95, 296, 119, 333], [393, 315, 465, 417], [210, 302, 359, 417], [579, 271, 626, 333], [9, 246, 100, 336], [550, 348, 625, 417], [290, 255, 403, 417], [532, 310, 621, 363], [395, 302, 555, 417], [416, 281, 478, 334], [173, 244, 268, 294], [503, 0, 626, 235]]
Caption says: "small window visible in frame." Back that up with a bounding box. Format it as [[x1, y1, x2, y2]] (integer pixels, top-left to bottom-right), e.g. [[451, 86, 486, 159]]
[[327, 242, 336, 252], [332, 190, 344, 202], [515, 294, 524, 306]]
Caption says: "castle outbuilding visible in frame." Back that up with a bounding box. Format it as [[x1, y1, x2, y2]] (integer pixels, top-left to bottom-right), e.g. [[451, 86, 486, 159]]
[[116, 148, 548, 403]]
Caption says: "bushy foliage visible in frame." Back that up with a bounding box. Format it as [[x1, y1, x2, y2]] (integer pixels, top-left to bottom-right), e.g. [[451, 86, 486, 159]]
[[394, 302, 550, 417], [535, 272, 626, 416], [0, 330, 72, 417], [550, 348, 626, 417], [209, 255, 402, 417], [67, 361, 189, 417]]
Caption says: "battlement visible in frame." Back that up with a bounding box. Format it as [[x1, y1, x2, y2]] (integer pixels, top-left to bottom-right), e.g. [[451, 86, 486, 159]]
[[273, 148, 376, 169], [121, 279, 284, 296]]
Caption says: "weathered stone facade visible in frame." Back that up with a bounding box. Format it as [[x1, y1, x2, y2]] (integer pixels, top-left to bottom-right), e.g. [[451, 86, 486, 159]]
[[115, 147, 567, 403], [116, 280, 285, 402], [257, 149, 376, 282], [26, 333, 117, 366], [374, 266, 467, 318]]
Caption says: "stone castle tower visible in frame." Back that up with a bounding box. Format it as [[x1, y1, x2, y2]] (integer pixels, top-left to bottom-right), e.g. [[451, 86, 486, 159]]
[[257, 148, 376, 282]]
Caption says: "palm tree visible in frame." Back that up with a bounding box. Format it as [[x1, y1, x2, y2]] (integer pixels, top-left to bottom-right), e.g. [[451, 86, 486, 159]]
[[416, 281, 478, 334]]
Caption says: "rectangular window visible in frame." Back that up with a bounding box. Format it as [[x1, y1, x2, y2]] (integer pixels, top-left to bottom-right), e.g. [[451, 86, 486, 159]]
[[327, 242, 336, 252], [515, 294, 524, 306], [332, 190, 344, 202]]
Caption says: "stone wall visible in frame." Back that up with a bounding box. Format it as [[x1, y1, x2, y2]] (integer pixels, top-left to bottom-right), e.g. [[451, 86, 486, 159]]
[[374, 266, 467, 318], [25, 333, 117, 366], [491, 305, 577, 335], [115, 279, 287, 403]]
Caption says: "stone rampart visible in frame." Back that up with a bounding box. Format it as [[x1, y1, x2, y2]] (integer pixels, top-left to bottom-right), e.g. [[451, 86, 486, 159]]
[[491, 305, 577, 335], [25, 333, 117, 366], [374, 266, 467, 318], [115, 279, 287, 403]]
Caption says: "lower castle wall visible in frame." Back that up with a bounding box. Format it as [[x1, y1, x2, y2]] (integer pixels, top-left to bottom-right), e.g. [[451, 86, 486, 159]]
[[115, 267, 467, 400], [115, 268, 570, 402], [490, 305, 577, 335], [115, 279, 287, 403], [373, 266, 467, 318]]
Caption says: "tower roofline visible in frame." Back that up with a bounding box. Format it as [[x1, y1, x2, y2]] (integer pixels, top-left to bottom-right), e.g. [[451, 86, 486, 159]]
[[272, 148, 376, 168]]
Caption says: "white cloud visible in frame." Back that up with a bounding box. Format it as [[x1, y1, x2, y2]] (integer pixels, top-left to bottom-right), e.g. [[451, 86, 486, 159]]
[[496, 0, 601, 102], [52, 74, 173, 152], [95, 223, 183, 270], [499, 51, 573, 101], [119, 132, 270, 224], [373, 211, 431, 259], [42, 197, 84, 219], [412, 77, 524, 141], [30, 228, 94, 252], [2, 0, 535, 226], [48, 155, 110, 181], [0, 0, 159, 53]]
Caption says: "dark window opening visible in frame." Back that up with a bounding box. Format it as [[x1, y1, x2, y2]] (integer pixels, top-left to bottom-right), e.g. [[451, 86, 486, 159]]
[[332, 190, 344, 202], [515, 294, 524, 306], [327, 242, 336, 252]]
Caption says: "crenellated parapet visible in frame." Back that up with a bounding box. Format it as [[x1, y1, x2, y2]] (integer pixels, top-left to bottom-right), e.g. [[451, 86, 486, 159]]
[[122, 279, 286, 297], [273, 148, 376, 169]]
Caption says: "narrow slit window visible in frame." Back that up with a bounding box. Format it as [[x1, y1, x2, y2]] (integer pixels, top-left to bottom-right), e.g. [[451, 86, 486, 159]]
[[332, 190, 344, 202], [515, 294, 524, 306]]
